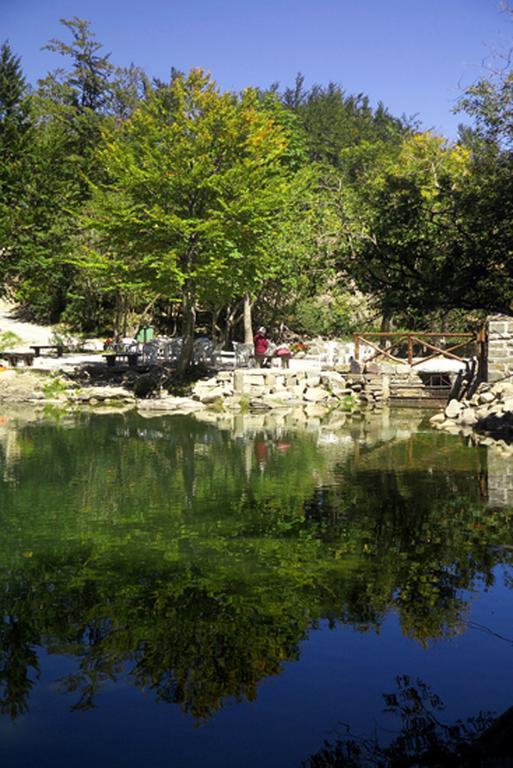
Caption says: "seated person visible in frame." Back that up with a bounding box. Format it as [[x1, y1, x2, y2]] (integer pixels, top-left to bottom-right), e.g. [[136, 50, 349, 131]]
[[254, 327, 270, 367], [275, 344, 291, 368]]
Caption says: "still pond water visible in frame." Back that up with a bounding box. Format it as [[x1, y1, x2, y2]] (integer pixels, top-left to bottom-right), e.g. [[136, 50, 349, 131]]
[[0, 406, 512, 767]]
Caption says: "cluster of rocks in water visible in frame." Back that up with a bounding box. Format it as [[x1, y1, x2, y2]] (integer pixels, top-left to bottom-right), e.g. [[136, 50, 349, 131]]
[[430, 379, 513, 454], [0, 366, 387, 420], [190, 369, 386, 415]]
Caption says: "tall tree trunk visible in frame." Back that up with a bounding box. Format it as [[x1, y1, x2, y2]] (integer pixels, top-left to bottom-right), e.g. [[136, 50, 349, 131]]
[[177, 291, 196, 374], [122, 294, 128, 337], [211, 306, 222, 344], [380, 312, 392, 333], [243, 293, 253, 344], [114, 291, 121, 341], [225, 301, 243, 348], [381, 309, 392, 350]]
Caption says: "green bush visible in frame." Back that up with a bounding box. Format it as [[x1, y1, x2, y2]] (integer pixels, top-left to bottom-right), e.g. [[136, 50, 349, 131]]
[[42, 377, 69, 399], [0, 331, 22, 351]]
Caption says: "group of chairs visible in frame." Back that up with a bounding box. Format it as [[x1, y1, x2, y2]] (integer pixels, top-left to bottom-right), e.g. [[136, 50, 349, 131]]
[[115, 336, 222, 366], [230, 341, 365, 369], [111, 337, 357, 369]]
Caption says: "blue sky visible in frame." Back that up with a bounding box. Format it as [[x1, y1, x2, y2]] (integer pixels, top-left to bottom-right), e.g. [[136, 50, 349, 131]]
[[1, 0, 511, 137]]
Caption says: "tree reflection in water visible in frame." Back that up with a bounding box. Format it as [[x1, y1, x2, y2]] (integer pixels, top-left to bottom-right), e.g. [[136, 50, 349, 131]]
[[0, 409, 511, 727], [304, 675, 498, 767]]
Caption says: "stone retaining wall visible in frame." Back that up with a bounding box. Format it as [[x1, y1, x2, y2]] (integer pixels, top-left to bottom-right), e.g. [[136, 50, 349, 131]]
[[192, 368, 365, 411], [487, 315, 513, 382], [191, 366, 457, 410]]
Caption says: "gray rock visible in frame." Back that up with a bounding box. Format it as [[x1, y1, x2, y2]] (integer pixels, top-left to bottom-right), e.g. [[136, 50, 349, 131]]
[[248, 385, 268, 397], [460, 408, 478, 426], [199, 386, 226, 403], [320, 372, 346, 387], [492, 382, 513, 399], [479, 391, 496, 405], [502, 397, 513, 413], [445, 399, 464, 419], [304, 387, 329, 402]]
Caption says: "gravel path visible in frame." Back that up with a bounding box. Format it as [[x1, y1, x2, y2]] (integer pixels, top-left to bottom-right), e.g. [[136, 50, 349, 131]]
[[0, 299, 54, 348]]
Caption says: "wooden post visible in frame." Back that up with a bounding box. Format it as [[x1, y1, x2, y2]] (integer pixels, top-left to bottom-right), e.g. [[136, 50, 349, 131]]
[[354, 334, 360, 361], [407, 335, 413, 365]]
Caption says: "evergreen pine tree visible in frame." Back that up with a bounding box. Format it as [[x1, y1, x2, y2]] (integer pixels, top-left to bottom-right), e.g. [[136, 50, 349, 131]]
[[0, 41, 33, 272]]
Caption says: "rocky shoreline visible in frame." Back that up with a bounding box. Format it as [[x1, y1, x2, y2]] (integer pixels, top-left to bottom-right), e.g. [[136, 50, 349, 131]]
[[0, 367, 380, 420], [430, 378, 513, 453], [5, 367, 513, 455]]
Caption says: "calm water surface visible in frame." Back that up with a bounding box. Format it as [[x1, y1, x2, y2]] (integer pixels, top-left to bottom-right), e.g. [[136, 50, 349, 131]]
[[0, 406, 512, 767]]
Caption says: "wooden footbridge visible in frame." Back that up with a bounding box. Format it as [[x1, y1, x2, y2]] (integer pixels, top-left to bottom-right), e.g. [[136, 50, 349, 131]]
[[352, 330, 487, 404]]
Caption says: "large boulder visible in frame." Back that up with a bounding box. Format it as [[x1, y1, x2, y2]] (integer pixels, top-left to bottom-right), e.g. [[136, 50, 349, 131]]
[[320, 372, 346, 388], [198, 386, 226, 403], [479, 391, 496, 405], [492, 382, 513, 400], [445, 399, 465, 419], [192, 378, 220, 397], [304, 387, 329, 402], [502, 397, 513, 414], [460, 408, 478, 426]]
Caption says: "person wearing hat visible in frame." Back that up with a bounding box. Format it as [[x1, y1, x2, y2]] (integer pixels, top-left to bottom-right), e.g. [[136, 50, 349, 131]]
[[254, 326, 270, 367]]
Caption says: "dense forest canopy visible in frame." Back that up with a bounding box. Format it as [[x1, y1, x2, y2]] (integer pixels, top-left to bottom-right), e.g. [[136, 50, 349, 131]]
[[0, 17, 512, 365]]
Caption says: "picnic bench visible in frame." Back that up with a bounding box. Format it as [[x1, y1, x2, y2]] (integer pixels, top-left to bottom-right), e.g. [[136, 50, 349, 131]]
[[103, 352, 140, 368], [1, 352, 35, 367], [30, 344, 65, 357]]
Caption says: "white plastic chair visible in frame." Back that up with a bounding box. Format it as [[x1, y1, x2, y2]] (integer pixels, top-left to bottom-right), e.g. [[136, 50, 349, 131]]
[[233, 342, 255, 368]]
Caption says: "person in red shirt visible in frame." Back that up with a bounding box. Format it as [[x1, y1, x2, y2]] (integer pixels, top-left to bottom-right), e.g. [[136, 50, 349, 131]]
[[253, 326, 270, 367]]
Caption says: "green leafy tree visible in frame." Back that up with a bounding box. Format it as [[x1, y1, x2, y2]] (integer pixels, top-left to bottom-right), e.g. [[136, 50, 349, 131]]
[[83, 69, 296, 368], [453, 38, 513, 317], [325, 131, 511, 321]]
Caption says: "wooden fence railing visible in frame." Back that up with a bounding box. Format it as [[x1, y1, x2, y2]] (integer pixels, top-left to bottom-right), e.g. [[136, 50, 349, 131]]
[[354, 330, 486, 366]]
